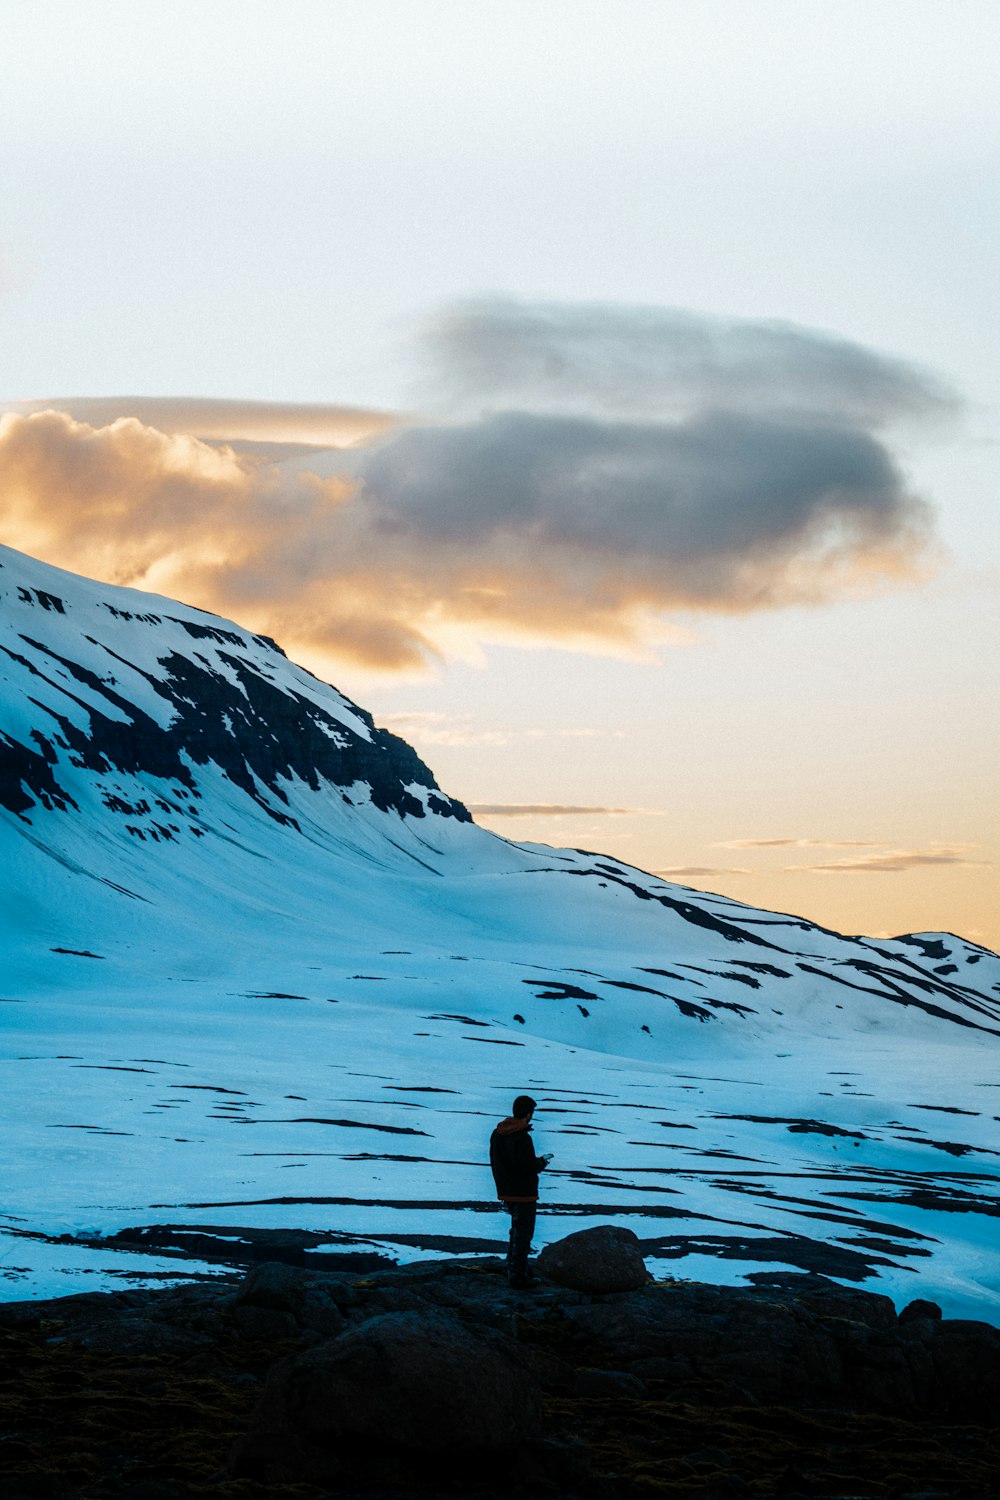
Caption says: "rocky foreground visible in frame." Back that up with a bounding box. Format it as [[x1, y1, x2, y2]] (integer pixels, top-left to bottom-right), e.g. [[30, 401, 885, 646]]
[[2, 1227, 999, 1500]]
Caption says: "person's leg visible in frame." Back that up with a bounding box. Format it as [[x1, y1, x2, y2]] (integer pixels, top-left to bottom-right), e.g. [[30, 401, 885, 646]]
[[507, 1201, 536, 1283]]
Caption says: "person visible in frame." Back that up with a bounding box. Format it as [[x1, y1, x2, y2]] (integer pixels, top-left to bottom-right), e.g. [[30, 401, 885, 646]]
[[489, 1094, 552, 1288]]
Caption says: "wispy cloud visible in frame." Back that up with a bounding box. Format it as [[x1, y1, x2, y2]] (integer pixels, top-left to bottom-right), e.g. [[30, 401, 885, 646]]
[[379, 711, 614, 748], [10, 397, 394, 449], [787, 845, 989, 875], [708, 837, 988, 876], [655, 865, 752, 878], [717, 838, 883, 850], [0, 300, 949, 672], [378, 713, 512, 747], [470, 803, 645, 817]]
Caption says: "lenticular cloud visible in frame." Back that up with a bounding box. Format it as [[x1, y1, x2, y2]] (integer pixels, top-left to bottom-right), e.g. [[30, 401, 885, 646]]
[[0, 300, 948, 672]]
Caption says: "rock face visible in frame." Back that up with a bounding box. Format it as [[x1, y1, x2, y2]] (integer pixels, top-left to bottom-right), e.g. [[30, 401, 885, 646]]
[[0, 546, 471, 829], [3, 1255, 1000, 1497], [538, 1225, 649, 1293], [230, 1307, 542, 1483]]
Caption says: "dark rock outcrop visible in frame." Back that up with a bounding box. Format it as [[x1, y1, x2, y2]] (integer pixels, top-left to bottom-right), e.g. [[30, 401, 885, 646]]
[[2, 1252, 1000, 1498]]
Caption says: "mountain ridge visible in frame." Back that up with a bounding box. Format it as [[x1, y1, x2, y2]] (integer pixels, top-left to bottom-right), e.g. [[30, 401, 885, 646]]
[[1, 542, 998, 1322]]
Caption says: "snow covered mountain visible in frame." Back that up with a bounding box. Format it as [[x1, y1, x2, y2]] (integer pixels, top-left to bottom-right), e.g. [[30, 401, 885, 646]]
[[2, 542, 999, 1319]]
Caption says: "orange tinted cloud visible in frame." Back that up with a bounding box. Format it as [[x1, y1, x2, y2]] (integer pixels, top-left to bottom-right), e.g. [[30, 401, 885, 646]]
[[0, 407, 430, 670]]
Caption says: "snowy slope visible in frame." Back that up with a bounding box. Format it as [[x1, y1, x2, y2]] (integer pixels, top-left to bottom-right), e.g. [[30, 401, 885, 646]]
[[1, 543, 999, 1319]]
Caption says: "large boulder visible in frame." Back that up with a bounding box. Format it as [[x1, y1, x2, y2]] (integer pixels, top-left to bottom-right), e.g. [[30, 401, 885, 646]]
[[538, 1226, 649, 1294], [229, 1308, 541, 1483]]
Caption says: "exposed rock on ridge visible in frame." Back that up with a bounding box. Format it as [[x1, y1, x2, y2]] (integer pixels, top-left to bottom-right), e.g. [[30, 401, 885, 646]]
[[0, 545, 470, 830]]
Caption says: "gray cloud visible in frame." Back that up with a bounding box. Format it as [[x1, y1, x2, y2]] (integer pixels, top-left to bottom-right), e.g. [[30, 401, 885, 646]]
[[420, 298, 957, 426], [655, 866, 752, 878], [355, 406, 933, 617]]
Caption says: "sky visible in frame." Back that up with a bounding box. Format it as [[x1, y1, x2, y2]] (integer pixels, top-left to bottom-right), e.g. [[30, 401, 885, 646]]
[[1, 0, 997, 949]]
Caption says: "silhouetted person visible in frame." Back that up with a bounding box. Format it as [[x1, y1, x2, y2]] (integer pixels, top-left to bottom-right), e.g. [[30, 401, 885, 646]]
[[489, 1094, 551, 1288]]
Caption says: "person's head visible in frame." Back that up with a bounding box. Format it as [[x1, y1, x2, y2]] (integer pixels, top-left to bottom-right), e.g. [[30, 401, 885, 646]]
[[512, 1095, 536, 1120]]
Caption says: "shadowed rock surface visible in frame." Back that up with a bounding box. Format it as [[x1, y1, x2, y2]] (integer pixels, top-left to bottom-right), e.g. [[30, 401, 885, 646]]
[[230, 1308, 542, 1484], [2, 1240, 1000, 1498]]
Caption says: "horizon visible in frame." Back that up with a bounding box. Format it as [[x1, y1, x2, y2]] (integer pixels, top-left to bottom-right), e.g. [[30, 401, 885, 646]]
[[1, 0, 997, 950]]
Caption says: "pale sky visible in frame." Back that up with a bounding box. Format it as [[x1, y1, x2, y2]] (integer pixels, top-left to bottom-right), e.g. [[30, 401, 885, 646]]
[[1, 0, 997, 948]]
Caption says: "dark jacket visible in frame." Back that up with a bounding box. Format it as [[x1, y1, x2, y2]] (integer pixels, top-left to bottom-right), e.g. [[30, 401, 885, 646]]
[[490, 1116, 548, 1202]]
